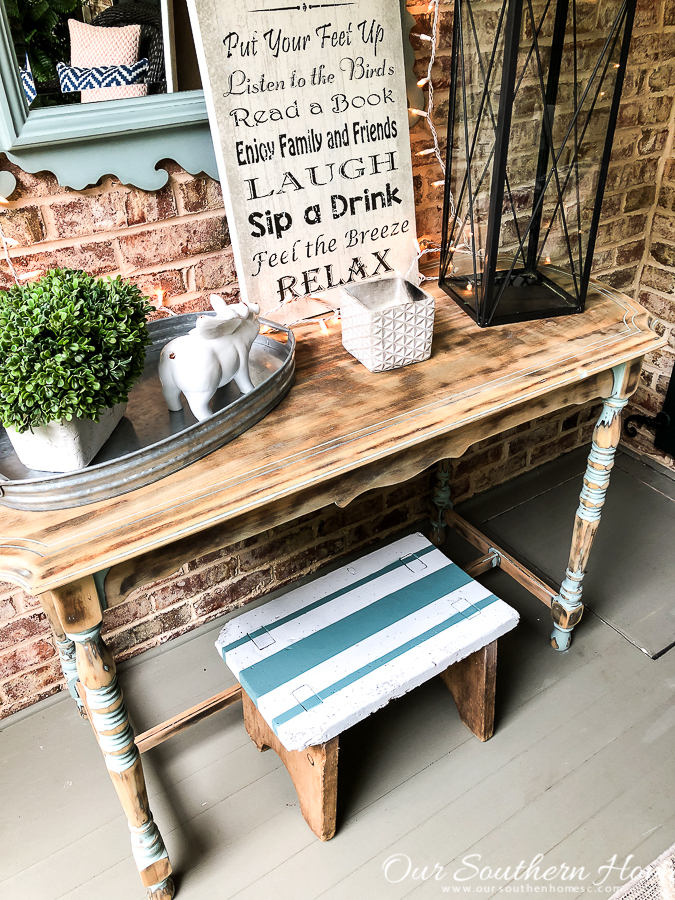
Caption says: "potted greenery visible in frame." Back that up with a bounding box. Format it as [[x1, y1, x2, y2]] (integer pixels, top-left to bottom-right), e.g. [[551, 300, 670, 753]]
[[0, 268, 152, 473]]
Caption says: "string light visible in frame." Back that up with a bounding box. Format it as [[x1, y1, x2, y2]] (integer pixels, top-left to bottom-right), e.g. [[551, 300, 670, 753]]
[[152, 285, 177, 316]]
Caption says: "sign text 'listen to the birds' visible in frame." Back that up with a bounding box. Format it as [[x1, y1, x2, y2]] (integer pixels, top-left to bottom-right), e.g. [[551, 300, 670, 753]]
[[186, 0, 418, 311]]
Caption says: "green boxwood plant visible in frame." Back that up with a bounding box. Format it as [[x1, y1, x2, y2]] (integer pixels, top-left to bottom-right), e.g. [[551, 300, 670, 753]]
[[0, 269, 153, 434]]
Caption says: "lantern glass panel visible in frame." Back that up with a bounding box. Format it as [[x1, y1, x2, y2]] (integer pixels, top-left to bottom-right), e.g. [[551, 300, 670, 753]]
[[439, 0, 636, 326]]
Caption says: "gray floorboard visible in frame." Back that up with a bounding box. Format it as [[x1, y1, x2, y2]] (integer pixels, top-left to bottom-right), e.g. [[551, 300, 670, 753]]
[[2, 455, 675, 899], [463, 447, 675, 657]]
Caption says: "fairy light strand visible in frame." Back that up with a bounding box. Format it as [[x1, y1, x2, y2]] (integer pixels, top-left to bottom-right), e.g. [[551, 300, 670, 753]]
[[409, 0, 482, 283]]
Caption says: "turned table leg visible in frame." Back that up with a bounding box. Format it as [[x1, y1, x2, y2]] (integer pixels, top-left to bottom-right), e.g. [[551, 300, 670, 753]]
[[550, 361, 639, 652], [430, 458, 453, 545], [39, 590, 84, 716], [49, 576, 174, 899]]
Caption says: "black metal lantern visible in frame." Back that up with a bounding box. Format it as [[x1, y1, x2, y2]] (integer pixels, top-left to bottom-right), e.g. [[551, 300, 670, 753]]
[[438, 0, 637, 326]]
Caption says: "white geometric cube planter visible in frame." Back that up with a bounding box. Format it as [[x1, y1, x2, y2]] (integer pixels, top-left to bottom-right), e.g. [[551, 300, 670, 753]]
[[340, 277, 435, 373], [5, 402, 127, 473]]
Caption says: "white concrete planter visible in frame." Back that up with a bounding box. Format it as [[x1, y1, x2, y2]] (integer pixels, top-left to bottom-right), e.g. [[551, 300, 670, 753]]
[[340, 277, 435, 373], [5, 403, 127, 473]]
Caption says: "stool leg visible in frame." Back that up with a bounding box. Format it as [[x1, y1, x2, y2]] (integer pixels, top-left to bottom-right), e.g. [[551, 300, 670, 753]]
[[241, 691, 339, 841], [440, 641, 497, 742]]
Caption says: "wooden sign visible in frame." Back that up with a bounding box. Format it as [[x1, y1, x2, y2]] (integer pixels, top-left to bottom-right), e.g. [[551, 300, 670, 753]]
[[186, 0, 418, 314]]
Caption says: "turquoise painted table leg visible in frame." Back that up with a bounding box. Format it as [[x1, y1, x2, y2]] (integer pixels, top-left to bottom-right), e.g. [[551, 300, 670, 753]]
[[550, 360, 639, 651], [430, 459, 453, 545], [38, 591, 84, 715], [49, 576, 175, 899]]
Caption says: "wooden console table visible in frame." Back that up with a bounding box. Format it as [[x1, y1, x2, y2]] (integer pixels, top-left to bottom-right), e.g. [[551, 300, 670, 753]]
[[0, 278, 664, 898]]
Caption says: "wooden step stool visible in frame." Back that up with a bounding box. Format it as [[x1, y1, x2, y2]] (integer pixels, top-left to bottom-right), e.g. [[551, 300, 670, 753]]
[[216, 533, 519, 840]]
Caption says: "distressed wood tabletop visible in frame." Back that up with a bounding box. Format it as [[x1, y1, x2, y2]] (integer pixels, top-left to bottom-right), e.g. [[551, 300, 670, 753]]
[[0, 277, 664, 595]]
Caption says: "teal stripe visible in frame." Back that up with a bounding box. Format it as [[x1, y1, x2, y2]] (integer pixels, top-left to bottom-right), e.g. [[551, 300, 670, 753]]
[[219, 544, 438, 656], [239, 564, 474, 702], [270, 594, 499, 732]]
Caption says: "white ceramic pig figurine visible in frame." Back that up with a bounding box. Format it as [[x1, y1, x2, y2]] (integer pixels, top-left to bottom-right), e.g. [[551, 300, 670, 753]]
[[158, 294, 261, 421]]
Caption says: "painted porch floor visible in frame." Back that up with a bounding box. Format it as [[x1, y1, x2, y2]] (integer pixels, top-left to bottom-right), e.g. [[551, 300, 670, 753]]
[[2, 446, 675, 900]]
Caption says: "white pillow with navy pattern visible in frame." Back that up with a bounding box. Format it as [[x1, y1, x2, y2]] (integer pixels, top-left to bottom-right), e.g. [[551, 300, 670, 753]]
[[57, 58, 148, 93], [20, 55, 36, 105]]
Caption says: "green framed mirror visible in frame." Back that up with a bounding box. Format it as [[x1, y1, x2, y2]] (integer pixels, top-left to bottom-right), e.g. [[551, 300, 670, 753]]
[[0, 0, 218, 190], [0, 0, 422, 192]]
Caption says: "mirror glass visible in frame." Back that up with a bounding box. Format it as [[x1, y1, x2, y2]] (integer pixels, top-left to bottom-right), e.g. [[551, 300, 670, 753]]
[[7, 0, 202, 109]]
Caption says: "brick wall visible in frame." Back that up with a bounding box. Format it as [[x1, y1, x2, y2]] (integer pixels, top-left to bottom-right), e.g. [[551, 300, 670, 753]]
[[411, 0, 675, 473], [0, 0, 674, 719]]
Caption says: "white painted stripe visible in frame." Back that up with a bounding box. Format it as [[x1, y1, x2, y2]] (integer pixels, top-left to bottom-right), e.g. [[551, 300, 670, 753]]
[[223, 549, 454, 672], [250, 580, 493, 723], [216, 532, 439, 647], [276, 602, 519, 750]]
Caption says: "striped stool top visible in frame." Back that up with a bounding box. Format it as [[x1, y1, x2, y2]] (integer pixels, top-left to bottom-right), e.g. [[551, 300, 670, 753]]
[[216, 533, 519, 751]]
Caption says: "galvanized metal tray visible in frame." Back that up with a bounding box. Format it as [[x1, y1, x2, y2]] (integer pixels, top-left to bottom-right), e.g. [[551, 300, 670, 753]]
[[0, 314, 295, 511]]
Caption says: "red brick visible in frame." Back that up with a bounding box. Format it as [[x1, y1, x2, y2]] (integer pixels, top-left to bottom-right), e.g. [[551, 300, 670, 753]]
[[185, 544, 238, 571], [239, 525, 316, 572], [642, 266, 675, 293], [650, 242, 675, 268], [616, 240, 645, 266], [625, 214, 649, 238], [0, 597, 16, 623], [51, 193, 127, 238], [3, 160, 68, 199], [653, 212, 675, 242], [151, 556, 238, 610], [1, 658, 63, 703], [410, 12, 453, 51], [106, 604, 192, 656], [11, 241, 117, 278], [168, 294, 220, 314], [450, 474, 471, 503], [0, 638, 55, 679], [454, 443, 506, 479], [634, 0, 660, 27], [624, 185, 656, 213], [656, 373, 671, 396], [383, 475, 430, 510], [471, 451, 528, 495], [630, 31, 675, 65], [0, 613, 49, 652], [414, 54, 452, 91], [0, 206, 44, 244], [415, 204, 442, 241], [275, 539, 347, 584], [118, 216, 230, 267], [529, 429, 581, 467], [599, 266, 638, 290], [13, 590, 40, 611], [193, 568, 272, 618], [193, 252, 238, 290], [637, 292, 673, 323], [126, 185, 176, 226], [638, 129, 669, 157], [102, 595, 155, 632], [131, 270, 186, 302], [176, 177, 224, 214], [508, 420, 560, 456]]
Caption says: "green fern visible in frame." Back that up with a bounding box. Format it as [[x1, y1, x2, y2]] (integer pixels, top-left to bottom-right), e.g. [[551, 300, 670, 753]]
[[8, 0, 80, 84]]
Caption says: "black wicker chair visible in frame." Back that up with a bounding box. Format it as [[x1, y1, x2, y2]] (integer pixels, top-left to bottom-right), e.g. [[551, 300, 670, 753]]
[[91, 1, 165, 92]]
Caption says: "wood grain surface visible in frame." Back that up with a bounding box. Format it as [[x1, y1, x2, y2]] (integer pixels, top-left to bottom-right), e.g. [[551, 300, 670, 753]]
[[0, 276, 664, 595]]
